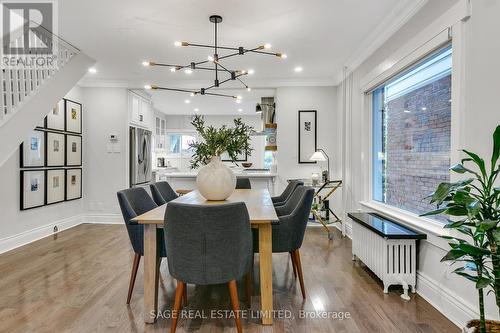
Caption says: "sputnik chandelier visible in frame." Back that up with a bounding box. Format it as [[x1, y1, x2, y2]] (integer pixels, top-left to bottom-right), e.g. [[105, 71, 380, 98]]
[[143, 15, 287, 100]]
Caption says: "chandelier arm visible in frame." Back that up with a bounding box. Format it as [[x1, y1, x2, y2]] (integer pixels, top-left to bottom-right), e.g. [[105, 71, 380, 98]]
[[204, 92, 237, 99], [247, 50, 280, 56], [236, 77, 248, 88], [204, 77, 232, 91], [184, 43, 240, 51], [154, 63, 187, 69], [153, 87, 197, 94]]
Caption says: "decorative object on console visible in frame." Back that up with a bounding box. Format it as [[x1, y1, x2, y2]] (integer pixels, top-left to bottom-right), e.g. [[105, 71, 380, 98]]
[[46, 100, 65, 131], [143, 15, 286, 100], [309, 149, 330, 182], [189, 115, 253, 200], [46, 132, 65, 167], [66, 135, 82, 166], [46, 169, 65, 205], [65, 99, 82, 134], [241, 162, 253, 168], [421, 125, 500, 333], [298, 110, 317, 163], [66, 168, 82, 201], [20, 130, 45, 168], [20, 170, 45, 210]]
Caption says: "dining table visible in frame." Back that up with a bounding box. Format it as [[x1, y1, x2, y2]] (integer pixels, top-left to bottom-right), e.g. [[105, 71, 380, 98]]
[[132, 188, 279, 325]]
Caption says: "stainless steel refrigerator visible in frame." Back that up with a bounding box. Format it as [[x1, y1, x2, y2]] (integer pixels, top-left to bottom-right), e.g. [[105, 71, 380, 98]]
[[130, 127, 152, 187]]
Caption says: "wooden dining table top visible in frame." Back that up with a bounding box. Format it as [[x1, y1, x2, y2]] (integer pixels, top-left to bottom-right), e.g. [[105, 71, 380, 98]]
[[132, 189, 279, 225]]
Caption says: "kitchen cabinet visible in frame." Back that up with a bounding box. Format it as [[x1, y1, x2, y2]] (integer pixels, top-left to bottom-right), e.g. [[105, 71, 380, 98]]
[[129, 91, 153, 130], [154, 114, 167, 151]]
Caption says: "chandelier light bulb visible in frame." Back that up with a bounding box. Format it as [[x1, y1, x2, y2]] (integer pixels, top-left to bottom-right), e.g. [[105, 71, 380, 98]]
[[247, 87, 251, 92], [190, 92, 195, 97], [236, 95, 242, 100], [184, 68, 193, 74], [264, 43, 272, 49], [247, 69, 255, 75], [208, 55, 214, 62], [144, 85, 152, 90], [142, 61, 150, 67], [174, 41, 182, 47], [170, 67, 177, 72]]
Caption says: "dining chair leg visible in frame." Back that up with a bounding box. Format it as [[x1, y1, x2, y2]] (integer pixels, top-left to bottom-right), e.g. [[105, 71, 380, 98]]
[[171, 280, 185, 333], [290, 252, 297, 278], [228, 280, 242, 333], [127, 253, 141, 304], [293, 250, 306, 299]]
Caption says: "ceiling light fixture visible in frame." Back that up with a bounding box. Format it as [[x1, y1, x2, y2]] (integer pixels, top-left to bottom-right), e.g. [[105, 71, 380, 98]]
[[238, 108, 243, 112], [194, 108, 199, 112], [144, 15, 286, 100], [294, 66, 303, 73], [185, 99, 191, 104], [88, 67, 97, 74]]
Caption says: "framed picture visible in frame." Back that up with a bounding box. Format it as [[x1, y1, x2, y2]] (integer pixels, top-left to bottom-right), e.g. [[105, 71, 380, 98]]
[[65, 99, 82, 134], [20, 130, 45, 168], [46, 169, 65, 205], [46, 99, 65, 131], [298, 110, 317, 163], [66, 135, 82, 166], [221, 151, 247, 162], [46, 132, 65, 167], [66, 168, 82, 201], [20, 170, 45, 210]]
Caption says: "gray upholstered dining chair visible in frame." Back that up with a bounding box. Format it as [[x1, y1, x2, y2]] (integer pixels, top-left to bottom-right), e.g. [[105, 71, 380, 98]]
[[235, 177, 251, 189], [165, 201, 252, 333], [150, 181, 178, 205], [272, 180, 304, 206], [117, 187, 167, 304], [254, 185, 314, 299]]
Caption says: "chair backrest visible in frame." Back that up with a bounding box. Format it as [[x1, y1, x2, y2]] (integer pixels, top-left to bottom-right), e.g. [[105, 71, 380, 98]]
[[235, 177, 251, 189], [273, 186, 315, 252], [273, 180, 304, 204], [165, 202, 252, 285], [150, 181, 178, 205], [117, 187, 157, 255]]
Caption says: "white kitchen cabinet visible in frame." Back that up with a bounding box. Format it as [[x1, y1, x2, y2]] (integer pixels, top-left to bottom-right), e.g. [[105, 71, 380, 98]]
[[129, 91, 153, 130], [154, 114, 167, 151]]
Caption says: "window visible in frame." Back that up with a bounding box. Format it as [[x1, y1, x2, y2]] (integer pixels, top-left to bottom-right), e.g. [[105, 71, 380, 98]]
[[167, 133, 196, 156], [372, 44, 452, 219]]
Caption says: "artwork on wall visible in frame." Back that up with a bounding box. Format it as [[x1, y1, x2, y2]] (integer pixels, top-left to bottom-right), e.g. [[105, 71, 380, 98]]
[[66, 168, 82, 201], [66, 135, 82, 166], [46, 99, 65, 131], [20, 130, 45, 168], [65, 100, 82, 134], [20, 170, 45, 210], [298, 110, 317, 163], [46, 132, 66, 167], [46, 169, 65, 205]]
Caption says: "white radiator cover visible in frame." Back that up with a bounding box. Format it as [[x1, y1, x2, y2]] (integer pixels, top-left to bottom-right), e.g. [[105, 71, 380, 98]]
[[352, 221, 417, 300]]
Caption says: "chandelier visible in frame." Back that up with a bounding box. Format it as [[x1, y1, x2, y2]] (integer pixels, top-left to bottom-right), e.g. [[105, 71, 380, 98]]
[[143, 15, 287, 100]]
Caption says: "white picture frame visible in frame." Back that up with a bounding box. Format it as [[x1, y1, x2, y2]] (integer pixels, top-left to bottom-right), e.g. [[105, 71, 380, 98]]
[[66, 135, 82, 166], [66, 168, 82, 201], [46, 132, 65, 167], [46, 169, 65, 205], [21, 170, 45, 210], [46, 100, 65, 131], [65, 100, 82, 134], [20, 130, 45, 168]]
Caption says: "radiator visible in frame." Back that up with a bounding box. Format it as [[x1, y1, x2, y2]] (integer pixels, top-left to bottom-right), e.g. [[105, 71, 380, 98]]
[[352, 221, 417, 300]]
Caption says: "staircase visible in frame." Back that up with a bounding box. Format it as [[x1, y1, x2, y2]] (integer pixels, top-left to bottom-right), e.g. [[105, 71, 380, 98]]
[[0, 25, 95, 167]]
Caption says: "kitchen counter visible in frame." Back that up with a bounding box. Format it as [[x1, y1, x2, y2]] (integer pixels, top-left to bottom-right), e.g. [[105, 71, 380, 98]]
[[154, 170, 277, 194]]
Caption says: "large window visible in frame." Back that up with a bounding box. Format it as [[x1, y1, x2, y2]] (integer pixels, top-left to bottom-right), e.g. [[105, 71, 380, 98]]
[[372, 44, 452, 219]]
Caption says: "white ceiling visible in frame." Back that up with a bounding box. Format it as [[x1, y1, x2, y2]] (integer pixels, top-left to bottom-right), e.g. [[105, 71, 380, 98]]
[[58, 0, 423, 114]]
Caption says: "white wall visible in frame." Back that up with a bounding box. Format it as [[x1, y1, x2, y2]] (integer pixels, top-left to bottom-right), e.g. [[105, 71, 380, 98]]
[[82, 88, 128, 220], [0, 86, 85, 251], [338, 0, 500, 327]]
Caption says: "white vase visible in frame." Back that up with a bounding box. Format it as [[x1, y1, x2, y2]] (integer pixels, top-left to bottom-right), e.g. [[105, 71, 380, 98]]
[[196, 156, 236, 200]]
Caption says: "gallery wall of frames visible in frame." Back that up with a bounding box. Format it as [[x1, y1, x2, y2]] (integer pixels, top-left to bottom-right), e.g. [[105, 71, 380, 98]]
[[19, 99, 83, 210]]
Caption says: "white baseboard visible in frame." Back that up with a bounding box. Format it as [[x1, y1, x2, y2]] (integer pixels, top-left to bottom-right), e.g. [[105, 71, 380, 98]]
[[84, 213, 123, 224], [416, 271, 476, 328], [0, 214, 84, 254]]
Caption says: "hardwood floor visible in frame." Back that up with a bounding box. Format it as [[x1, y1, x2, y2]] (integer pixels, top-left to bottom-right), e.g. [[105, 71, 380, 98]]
[[0, 224, 459, 333]]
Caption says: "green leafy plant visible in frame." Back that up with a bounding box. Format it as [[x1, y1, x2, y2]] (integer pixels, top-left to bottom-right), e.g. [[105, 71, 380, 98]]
[[422, 125, 500, 333], [189, 114, 253, 169]]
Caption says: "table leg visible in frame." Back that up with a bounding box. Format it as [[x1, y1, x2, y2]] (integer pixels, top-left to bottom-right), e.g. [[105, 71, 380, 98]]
[[144, 224, 158, 324], [258, 223, 273, 325]]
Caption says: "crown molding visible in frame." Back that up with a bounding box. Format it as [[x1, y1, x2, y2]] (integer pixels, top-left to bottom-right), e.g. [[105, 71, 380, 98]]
[[335, 0, 428, 84]]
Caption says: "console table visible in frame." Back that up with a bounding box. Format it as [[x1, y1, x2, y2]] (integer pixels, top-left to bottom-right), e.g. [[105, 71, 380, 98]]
[[348, 212, 426, 300]]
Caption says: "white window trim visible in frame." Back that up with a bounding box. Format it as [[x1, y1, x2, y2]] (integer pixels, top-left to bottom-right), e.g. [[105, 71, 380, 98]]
[[358, 0, 471, 244]]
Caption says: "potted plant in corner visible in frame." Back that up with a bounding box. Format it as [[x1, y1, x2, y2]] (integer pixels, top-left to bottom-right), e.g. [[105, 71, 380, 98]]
[[422, 125, 500, 333], [189, 115, 253, 200]]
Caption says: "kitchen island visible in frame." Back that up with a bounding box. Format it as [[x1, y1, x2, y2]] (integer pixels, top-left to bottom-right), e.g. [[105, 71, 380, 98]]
[[154, 169, 278, 195]]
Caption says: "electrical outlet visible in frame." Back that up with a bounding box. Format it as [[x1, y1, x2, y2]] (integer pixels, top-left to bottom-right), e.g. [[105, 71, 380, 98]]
[[53, 226, 58, 233]]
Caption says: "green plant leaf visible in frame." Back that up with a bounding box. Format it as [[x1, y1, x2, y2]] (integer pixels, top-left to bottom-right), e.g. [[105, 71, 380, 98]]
[[429, 182, 453, 205], [420, 208, 447, 217], [441, 249, 466, 261], [491, 125, 500, 173], [463, 149, 487, 178], [445, 205, 468, 216], [467, 200, 481, 217], [476, 276, 491, 289], [477, 219, 498, 232], [456, 243, 490, 257], [455, 271, 479, 283]]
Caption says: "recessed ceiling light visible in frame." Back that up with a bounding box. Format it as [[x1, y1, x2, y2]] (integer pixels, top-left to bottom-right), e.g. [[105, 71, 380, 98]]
[[236, 99, 242, 104], [294, 66, 303, 73], [403, 110, 411, 113], [421, 107, 427, 111], [185, 99, 191, 104], [88, 67, 97, 74], [194, 108, 199, 112], [184, 68, 193, 74], [238, 108, 243, 112], [247, 87, 251, 92]]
